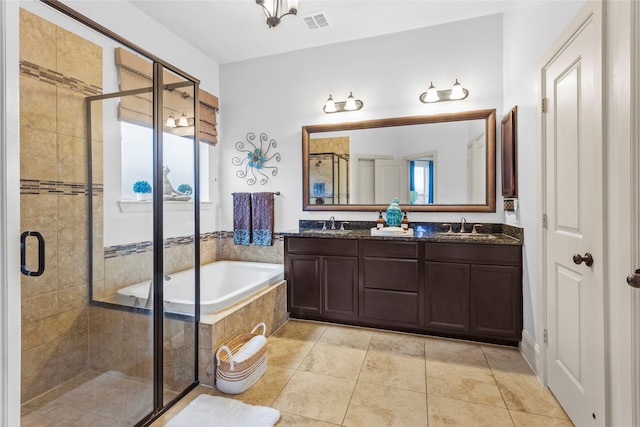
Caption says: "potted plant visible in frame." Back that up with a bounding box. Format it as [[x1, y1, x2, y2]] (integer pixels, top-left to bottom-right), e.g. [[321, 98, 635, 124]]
[[133, 180, 152, 200], [177, 184, 193, 195]]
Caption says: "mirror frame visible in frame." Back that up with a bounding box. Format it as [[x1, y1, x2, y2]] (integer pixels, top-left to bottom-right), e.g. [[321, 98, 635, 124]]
[[302, 109, 496, 212]]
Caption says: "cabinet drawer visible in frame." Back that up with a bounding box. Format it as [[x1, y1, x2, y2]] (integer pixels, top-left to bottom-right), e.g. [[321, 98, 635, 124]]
[[425, 242, 521, 266], [363, 258, 418, 292], [363, 289, 419, 325], [287, 237, 358, 256], [362, 240, 418, 259]]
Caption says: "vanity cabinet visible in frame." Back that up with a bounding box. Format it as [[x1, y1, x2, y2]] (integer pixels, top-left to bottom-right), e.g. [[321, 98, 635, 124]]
[[284, 235, 522, 345], [424, 242, 522, 343], [361, 240, 422, 328], [285, 238, 359, 322]]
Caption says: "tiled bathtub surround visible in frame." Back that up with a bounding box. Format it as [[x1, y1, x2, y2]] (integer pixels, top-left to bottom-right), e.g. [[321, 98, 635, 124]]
[[95, 232, 219, 302], [198, 280, 287, 387], [20, 9, 103, 403]]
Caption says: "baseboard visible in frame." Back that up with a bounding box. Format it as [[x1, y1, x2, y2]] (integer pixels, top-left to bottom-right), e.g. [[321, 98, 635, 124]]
[[519, 329, 542, 378]]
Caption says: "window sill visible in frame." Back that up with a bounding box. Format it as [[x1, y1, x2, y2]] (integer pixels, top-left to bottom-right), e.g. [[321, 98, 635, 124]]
[[118, 200, 213, 214]]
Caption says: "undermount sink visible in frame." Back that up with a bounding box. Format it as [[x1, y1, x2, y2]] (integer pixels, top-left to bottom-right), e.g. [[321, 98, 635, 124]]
[[437, 232, 498, 240], [301, 229, 353, 234]]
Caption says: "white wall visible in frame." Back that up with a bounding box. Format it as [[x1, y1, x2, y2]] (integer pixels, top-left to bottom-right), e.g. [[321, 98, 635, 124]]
[[220, 14, 504, 232], [502, 0, 586, 363]]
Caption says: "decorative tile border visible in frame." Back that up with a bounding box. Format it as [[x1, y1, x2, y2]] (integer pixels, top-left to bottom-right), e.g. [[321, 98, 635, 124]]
[[218, 231, 284, 242], [20, 179, 102, 196], [104, 231, 220, 259], [20, 60, 102, 96]]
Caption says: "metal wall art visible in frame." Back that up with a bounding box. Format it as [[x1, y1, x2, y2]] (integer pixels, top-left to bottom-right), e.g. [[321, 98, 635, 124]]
[[232, 132, 281, 185]]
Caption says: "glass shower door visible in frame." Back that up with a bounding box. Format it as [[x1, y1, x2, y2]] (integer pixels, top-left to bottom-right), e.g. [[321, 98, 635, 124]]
[[159, 68, 198, 407]]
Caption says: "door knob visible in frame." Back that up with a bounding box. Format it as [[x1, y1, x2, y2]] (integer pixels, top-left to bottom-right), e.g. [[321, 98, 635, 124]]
[[573, 252, 594, 267], [627, 269, 640, 289]]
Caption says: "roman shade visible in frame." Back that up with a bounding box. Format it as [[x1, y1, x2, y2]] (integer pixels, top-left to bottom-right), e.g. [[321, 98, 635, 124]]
[[114, 47, 219, 145]]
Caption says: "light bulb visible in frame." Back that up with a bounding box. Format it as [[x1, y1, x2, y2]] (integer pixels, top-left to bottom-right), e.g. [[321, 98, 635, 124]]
[[344, 92, 358, 111], [425, 82, 439, 103], [166, 113, 176, 128], [450, 79, 465, 100], [324, 95, 337, 113]]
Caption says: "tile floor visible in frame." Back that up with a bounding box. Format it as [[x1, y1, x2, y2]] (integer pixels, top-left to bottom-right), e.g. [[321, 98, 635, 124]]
[[153, 319, 574, 427]]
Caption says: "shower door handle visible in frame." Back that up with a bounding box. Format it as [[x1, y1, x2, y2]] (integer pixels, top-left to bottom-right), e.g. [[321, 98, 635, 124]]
[[20, 231, 45, 277]]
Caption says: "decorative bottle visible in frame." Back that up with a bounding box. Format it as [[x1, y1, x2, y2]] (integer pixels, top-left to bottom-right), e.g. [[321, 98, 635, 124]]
[[401, 211, 409, 230], [385, 198, 402, 227], [376, 211, 385, 229]]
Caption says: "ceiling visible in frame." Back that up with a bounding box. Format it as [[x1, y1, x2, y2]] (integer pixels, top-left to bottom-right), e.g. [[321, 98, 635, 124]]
[[128, 0, 512, 64]]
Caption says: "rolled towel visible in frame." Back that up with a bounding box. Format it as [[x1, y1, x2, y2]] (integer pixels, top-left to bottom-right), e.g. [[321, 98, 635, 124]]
[[232, 335, 267, 364]]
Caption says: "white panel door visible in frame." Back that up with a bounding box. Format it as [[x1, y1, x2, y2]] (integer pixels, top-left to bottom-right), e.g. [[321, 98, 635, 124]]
[[543, 7, 605, 426], [356, 159, 375, 204], [374, 159, 407, 204]]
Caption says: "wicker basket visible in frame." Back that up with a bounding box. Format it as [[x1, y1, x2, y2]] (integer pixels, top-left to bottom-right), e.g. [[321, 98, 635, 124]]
[[215, 322, 267, 394]]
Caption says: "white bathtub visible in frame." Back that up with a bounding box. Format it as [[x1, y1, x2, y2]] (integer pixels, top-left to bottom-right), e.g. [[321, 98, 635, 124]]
[[115, 261, 284, 314]]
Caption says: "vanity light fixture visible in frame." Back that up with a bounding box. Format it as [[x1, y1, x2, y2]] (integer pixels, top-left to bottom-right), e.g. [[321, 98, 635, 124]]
[[419, 79, 469, 103], [256, 0, 298, 28], [166, 113, 176, 128], [323, 92, 363, 114]]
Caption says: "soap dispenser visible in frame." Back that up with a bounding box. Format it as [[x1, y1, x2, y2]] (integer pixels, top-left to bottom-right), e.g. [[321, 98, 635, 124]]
[[401, 211, 409, 230], [376, 211, 385, 229]]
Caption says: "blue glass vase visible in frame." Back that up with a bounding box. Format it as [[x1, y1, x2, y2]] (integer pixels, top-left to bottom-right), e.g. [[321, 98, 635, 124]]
[[385, 198, 402, 227]]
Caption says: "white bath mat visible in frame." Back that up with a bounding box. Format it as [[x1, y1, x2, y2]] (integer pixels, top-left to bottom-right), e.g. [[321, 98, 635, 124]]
[[165, 394, 280, 427]]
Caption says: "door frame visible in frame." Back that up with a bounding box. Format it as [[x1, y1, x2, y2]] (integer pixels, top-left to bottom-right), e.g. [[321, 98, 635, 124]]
[[630, 2, 640, 424], [0, 0, 21, 425]]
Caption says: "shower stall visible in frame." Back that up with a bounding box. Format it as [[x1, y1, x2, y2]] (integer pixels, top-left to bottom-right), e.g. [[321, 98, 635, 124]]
[[19, 3, 205, 425]]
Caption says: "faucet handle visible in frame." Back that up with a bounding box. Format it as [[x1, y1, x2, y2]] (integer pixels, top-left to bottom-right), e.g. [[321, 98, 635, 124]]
[[340, 221, 349, 231], [318, 221, 326, 231], [442, 223, 452, 233], [472, 224, 483, 234]]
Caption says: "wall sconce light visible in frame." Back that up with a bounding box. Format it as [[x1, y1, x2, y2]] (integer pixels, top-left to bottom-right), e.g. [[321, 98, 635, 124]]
[[166, 113, 176, 128], [323, 92, 364, 114], [178, 111, 189, 127], [419, 79, 469, 103]]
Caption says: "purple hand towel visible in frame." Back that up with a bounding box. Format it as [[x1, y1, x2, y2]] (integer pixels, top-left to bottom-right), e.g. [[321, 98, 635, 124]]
[[251, 192, 274, 246], [232, 193, 251, 245]]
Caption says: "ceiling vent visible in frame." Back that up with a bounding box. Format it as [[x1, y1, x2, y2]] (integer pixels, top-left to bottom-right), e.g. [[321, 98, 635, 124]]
[[301, 11, 330, 29]]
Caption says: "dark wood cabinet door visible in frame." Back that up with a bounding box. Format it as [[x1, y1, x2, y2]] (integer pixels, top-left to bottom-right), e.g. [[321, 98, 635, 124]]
[[323, 256, 359, 320], [288, 255, 321, 315], [470, 264, 522, 340], [425, 261, 471, 333]]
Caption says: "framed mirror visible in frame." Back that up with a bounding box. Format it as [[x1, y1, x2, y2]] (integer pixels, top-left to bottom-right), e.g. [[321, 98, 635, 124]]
[[302, 109, 496, 212]]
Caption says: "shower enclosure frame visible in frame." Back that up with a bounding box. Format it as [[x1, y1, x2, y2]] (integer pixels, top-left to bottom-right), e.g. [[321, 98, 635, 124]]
[[42, 1, 202, 425]]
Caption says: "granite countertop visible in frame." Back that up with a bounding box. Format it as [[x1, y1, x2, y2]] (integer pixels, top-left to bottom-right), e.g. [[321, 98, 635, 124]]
[[282, 221, 523, 246]]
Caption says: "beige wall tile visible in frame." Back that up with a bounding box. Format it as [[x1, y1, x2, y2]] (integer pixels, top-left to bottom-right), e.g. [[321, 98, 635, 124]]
[[20, 76, 57, 132], [57, 134, 87, 183], [56, 87, 86, 139], [21, 292, 59, 324], [20, 9, 56, 69], [57, 241, 89, 289], [21, 344, 59, 402], [56, 26, 102, 87], [21, 194, 57, 219], [20, 127, 58, 181]]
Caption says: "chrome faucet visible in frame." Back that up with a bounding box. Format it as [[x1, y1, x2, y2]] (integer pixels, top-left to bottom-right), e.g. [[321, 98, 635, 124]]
[[459, 217, 467, 233], [329, 216, 336, 230]]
